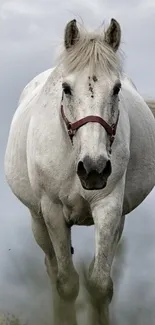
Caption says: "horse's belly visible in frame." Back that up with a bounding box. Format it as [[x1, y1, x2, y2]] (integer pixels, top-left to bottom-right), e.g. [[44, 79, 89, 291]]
[[5, 114, 39, 211], [124, 148, 155, 215]]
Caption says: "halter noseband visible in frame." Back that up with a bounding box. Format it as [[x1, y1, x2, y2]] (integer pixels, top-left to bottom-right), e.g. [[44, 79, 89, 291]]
[[61, 93, 119, 147]]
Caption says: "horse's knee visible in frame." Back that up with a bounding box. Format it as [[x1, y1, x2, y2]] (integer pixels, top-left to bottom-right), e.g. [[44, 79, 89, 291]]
[[89, 271, 113, 303], [56, 270, 79, 301]]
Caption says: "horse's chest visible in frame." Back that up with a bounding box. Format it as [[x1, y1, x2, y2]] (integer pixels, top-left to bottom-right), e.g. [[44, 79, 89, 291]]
[[61, 193, 93, 226]]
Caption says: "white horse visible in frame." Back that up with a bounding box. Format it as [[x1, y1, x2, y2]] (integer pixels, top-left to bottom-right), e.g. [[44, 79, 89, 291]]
[[4, 18, 155, 325]]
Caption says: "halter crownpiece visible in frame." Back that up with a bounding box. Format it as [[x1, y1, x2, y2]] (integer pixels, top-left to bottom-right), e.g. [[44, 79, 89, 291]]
[[61, 94, 119, 147]]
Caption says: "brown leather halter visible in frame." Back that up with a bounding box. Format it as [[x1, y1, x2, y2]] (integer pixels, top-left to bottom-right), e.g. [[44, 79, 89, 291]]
[[61, 94, 119, 147]]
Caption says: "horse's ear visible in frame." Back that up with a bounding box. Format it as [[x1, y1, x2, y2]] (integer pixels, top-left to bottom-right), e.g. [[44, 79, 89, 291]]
[[64, 19, 80, 50], [104, 18, 121, 52]]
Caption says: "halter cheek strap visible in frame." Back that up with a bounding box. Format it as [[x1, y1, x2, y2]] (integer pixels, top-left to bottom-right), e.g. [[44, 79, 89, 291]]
[[61, 95, 119, 147]]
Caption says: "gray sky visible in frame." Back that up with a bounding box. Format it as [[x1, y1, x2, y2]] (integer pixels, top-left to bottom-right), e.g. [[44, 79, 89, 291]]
[[0, 1, 155, 324]]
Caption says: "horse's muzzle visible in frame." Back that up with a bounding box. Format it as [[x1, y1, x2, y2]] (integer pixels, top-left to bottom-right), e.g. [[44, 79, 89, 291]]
[[77, 155, 112, 190]]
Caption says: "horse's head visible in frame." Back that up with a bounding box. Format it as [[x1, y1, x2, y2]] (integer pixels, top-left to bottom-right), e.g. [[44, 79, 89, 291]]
[[61, 19, 122, 190]]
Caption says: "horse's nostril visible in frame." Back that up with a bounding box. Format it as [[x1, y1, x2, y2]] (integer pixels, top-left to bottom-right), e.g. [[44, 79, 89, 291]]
[[103, 160, 112, 177], [77, 161, 87, 177]]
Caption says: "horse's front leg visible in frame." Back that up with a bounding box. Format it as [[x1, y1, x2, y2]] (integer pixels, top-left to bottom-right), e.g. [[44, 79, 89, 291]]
[[87, 178, 125, 325], [41, 195, 79, 325]]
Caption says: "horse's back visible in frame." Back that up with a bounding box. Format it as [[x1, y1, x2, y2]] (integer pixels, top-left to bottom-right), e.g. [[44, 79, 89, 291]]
[[18, 68, 53, 105], [13, 68, 54, 124], [4, 68, 54, 211]]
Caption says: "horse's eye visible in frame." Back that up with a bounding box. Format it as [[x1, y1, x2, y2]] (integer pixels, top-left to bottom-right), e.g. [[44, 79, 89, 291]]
[[62, 82, 72, 95], [113, 82, 121, 96]]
